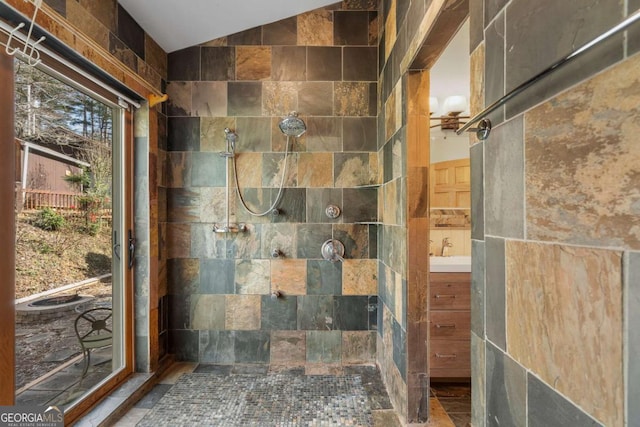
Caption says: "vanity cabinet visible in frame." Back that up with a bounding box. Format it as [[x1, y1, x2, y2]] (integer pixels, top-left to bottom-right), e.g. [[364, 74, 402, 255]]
[[429, 271, 471, 378]]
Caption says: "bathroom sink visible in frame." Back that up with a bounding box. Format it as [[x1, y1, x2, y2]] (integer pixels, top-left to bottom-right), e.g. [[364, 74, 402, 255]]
[[430, 256, 471, 272]]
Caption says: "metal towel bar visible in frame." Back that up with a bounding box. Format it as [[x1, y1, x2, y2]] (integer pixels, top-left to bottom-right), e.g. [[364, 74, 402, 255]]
[[457, 9, 640, 140]]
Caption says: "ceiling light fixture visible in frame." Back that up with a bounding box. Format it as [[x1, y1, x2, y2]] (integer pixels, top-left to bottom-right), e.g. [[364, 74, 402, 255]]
[[430, 95, 470, 131]]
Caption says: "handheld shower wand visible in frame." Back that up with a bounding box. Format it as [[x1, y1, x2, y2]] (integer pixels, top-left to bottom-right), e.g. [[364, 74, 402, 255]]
[[221, 128, 236, 158]]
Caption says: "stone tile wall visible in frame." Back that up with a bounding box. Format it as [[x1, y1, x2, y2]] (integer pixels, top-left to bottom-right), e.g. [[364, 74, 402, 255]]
[[471, 1, 640, 426], [43, 0, 167, 89], [164, 2, 380, 370]]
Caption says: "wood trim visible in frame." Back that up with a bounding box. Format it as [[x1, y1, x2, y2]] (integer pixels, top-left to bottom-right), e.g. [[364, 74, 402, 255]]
[[0, 51, 15, 405], [405, 70, 431, 422], [3, 0, 161, 99]]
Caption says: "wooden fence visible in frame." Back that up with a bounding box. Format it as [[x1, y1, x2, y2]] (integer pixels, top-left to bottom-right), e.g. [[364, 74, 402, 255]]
[[17, 188, 112, 227], [22, 188, 83, 210]]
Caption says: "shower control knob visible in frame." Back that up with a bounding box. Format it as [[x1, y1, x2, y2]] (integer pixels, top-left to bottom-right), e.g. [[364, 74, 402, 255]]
[[325, 205, 341, 219], [271, 248, 282, 258]]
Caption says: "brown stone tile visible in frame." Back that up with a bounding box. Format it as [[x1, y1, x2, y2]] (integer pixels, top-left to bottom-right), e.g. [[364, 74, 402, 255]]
[[335, 82, 375, 116], [525, 54, 640, 250], [384, 1, 396, 60], [382, 178, 398, 226], [235, 259, 270, 295], [166, 223, 191, 258], [342, 331, 376, 364], [372, 409, 402, 427], [298, 82, 334, 116], [192, 82, 227, 117], [270, 331, 306, 365], [304, 117, 341, 152], [335, 153, 377, 187], [297, 153, 333, 187], [201, 47, 235, 81], [225, 295, 261, 330], [66, 0, 109, 50], [368, 11, 378, 46], [271, 259, 307, 295], [137, 61, 162, 92], [262, 81, 299, 116], [305, 364, 344, 376], [200, 117, 236, 152], [272, 46, 306, 81], [200, 37, 227, 47], [343, 259, 377, 295], [384, 85, 396, 141], [199, 187, 227, 224], [145, 34, 168, 79], [469, 42, 485, 120], [166, 151, 191, 188], [506, 241, 623, 427], [298, 10, 334, 46], [78, 0, 116, 32], [166, 81, 192, 117], [109, 33, 137, 71], [263, 17, 297, 45], [191, 294, 225, 330], [307, 47, 342, 81], [343, 0, 377, 10], [234, 153, 263, 188], [380, 306, 408, 419], [236, 46, 271, 81], [158, 362, 197, 384]]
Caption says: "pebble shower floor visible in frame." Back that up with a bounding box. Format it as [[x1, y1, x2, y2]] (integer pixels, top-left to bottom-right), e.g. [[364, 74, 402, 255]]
[[137, 370, 384, 426]]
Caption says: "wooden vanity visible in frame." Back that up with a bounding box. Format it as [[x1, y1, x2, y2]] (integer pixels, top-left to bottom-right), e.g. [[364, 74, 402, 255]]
[[429, 271, 471, 379]]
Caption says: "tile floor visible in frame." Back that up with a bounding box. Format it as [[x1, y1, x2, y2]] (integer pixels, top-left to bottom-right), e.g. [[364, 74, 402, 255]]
[[112, 363, 470, 426], [113, 363, 400, 427], [430, 383, 472, 427]]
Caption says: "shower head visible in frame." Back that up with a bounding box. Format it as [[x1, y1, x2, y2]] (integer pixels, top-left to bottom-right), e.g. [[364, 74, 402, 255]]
[[224, 127, 237, 144], [278, 112, 306, 138]]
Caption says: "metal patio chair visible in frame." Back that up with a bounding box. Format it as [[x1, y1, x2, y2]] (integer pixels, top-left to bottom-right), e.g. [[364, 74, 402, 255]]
[[74, 307, 113, 377]]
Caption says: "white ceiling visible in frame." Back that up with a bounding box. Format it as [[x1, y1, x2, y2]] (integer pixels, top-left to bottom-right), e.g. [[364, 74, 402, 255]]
[[119, 0, 340, 53], [430, 20, 470, 116]]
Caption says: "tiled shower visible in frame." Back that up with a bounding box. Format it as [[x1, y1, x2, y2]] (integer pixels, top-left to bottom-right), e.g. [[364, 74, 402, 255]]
[[163, 4, 383, 368]]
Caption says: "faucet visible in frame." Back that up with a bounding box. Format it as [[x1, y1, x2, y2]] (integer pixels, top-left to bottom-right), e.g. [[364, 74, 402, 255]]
[[441, 237, 453, 257]]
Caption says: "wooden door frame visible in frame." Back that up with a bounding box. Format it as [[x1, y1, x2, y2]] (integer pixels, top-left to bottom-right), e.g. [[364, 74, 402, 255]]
[[0, 51, 16, 406]]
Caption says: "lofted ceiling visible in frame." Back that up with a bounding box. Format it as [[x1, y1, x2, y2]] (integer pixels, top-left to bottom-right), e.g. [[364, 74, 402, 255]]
[[118, 0, 340, 53]]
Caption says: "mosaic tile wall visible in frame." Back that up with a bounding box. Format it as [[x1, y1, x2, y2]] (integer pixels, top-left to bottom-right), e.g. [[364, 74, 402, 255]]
[[470, 1, 640, 426], [164, 2, 381, 370]]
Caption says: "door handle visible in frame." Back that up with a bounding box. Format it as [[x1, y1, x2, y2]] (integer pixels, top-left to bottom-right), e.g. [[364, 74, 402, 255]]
[[128, 229, 135, 269], [113, 230, 120, 260]]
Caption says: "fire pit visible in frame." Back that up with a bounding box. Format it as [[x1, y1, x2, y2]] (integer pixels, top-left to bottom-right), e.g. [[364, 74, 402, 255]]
[[16, 294, 95, 323], [28, 294, 84, 306]]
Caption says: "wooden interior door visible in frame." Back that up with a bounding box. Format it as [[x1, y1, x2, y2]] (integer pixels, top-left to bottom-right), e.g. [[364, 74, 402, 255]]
[[430, 158, 471, 208]]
